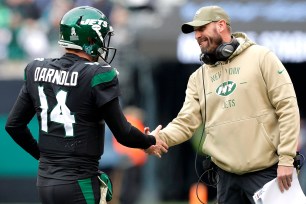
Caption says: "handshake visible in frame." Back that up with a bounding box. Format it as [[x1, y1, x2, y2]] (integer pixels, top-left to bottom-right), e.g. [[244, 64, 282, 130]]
[[144, 125, 168, 158]]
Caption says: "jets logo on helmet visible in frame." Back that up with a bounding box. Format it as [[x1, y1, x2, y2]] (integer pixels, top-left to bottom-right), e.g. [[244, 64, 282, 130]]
[[58, 6, 116, 64], [80, 19, 108, 27]]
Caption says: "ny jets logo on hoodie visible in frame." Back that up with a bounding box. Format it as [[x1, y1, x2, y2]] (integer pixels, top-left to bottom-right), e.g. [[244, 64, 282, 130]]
[[216, 81, 237, 96]]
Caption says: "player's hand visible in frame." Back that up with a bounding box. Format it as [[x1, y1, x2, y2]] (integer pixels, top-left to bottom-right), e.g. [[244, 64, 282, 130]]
[[145, 125, 168, 158], [277, 165, 294, 192]]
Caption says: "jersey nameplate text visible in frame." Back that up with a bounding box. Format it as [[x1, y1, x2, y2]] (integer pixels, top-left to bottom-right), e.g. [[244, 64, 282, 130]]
[[34, 67, 78, 86]]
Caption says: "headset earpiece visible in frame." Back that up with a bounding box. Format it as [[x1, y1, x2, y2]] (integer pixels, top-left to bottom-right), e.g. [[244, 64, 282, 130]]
[[200, 37, 239, 65], [200, 53, 217, 65]]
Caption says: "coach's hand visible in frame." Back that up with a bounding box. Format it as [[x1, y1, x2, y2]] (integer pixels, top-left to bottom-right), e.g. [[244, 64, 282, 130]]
[[277, 165, 294, 192], [145, 125, 168, 158]]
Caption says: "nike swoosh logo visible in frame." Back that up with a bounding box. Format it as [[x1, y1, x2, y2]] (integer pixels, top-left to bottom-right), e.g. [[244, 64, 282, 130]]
[[278, 69, 285, 74]]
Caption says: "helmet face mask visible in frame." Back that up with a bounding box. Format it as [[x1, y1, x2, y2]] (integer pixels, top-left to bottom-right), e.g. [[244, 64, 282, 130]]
[[58, 6, 117, 64], [97, 31, 116, 64]]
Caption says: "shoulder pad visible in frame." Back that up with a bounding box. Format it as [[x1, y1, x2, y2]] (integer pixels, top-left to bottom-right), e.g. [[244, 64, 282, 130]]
[[91, 67, 117, 87]]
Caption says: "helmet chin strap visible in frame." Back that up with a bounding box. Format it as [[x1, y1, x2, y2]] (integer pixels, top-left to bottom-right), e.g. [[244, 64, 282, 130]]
[[98, 47, 106, 59]]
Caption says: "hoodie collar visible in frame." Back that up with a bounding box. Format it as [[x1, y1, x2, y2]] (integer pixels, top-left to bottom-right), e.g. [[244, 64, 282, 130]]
[[229, 32, 256, 60], [208, 32, 256, 67]]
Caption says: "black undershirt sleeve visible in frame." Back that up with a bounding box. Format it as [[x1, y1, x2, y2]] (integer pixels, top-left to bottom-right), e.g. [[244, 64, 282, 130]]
[[5, 85, 40, 160], [101, 98, 156, 149]]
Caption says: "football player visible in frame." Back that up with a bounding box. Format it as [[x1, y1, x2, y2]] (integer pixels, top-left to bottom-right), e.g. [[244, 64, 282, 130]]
[[5, 6, 168, 204]]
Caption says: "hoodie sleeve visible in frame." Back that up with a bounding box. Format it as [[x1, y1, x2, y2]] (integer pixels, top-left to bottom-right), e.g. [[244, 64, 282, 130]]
[[261, 51, 300, 166], [158, 72, 203, 147]]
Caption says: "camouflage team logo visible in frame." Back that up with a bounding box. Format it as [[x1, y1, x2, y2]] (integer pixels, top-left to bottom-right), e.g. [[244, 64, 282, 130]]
[[216, 81, 237, 96]]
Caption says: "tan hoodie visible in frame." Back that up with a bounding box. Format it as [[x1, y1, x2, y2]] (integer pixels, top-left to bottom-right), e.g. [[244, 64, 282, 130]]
[[159, 32, 300, 174]]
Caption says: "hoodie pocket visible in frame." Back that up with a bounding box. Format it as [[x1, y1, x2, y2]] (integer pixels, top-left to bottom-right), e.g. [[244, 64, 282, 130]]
[[259, 122, 277, 150], [203, 117, 278, 173]]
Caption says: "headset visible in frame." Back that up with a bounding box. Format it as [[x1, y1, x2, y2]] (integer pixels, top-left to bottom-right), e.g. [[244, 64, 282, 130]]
[[200, 37, 239, 65]]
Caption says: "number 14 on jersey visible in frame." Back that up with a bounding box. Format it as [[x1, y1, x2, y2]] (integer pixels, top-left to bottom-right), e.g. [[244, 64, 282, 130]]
[[38, 86, 75, 136]]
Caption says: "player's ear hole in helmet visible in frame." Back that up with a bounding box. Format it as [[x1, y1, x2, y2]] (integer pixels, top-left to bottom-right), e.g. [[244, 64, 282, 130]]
[[58, 6, 116, 64]]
